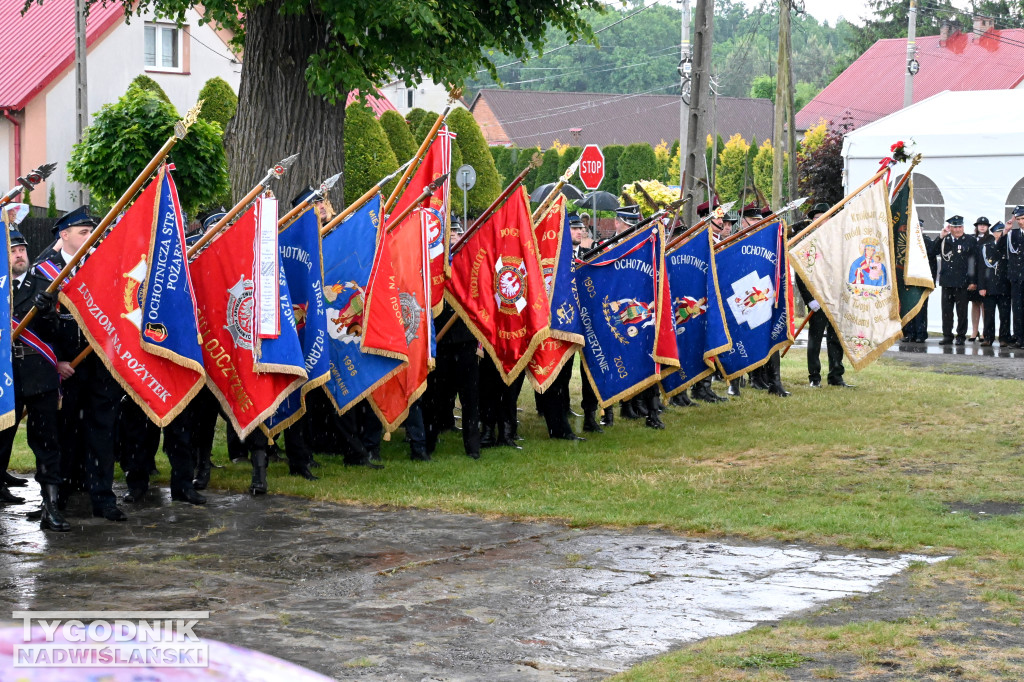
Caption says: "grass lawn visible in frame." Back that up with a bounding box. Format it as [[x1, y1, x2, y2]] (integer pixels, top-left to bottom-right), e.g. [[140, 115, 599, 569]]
[[10, 352, 1024, 679]]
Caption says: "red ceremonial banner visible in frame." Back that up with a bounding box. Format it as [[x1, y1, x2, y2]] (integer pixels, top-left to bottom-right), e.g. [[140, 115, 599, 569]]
[[446, 186, 551, 384], [527, 196, 579, 392], [365, 203, 433, 431], [653, 222, 680, 373], [59, 166, 204, 426], [189, 197, 306, 437]]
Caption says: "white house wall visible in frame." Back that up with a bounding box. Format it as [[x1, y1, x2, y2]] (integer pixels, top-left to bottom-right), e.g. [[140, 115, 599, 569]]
[[45, 8, 241, 211], [0, 117, 10, 190], [380, 79, 466, 117]]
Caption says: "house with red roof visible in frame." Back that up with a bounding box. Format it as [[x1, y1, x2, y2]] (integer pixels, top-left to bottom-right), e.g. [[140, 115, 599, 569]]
[[0, 0, 241, 211], [796, 16, 1024, 133]]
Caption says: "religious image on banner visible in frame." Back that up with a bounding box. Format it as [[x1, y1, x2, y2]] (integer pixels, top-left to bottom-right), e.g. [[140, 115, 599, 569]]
[[891, 178, 935, 324], [0, 227, 15, 430], [189, 194, 306, 437], [789, 180, 903, 369], [660, 224, 732, 397], [320, 195, 407, 415], [265, 207, 332, 435], [526, 196, 585, 392], [446, 186, 551, 385], [58, 165, 205, 425], [575, 224, 678, 407], [715, 220, 793, 380]]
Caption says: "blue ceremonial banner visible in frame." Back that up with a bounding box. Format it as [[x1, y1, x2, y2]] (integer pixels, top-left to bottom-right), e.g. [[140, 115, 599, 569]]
[[0, 227, 15, 430], [660, 225, 731, 397], [714, 221, 793, 380], [544, 204, 585, 344], [140, 171, 204, 369], [576, 226, 676, 407], [265, 208, 332, 434], [320, 195, 406, 414]]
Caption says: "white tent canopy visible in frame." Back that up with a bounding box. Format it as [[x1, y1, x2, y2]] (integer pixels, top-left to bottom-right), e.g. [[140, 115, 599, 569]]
[[843, 89, 1024, 232]]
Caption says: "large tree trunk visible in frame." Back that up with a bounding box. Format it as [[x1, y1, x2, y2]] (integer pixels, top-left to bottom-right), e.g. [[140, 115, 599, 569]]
[[225, 0, 345, 209]]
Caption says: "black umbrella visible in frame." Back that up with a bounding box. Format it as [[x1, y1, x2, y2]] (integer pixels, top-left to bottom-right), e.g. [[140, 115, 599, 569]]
[[581, 191, 621, 212], [530, 182, 586, 204]]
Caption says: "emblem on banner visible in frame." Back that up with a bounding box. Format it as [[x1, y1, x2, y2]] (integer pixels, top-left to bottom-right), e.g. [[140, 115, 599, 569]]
[[224, 276, 256, 350], [602, 295, 655, 343], [422, 207, 445, 259], [494, 256, 527, 314], [121, 258, 147, 330], [673, 296, 707, 329], [555, 301, 575, 327], [399, 291, 424, 345], [540, 257, 556, 294], [727, 272, 774, 329], [324, 280, 364, 344]]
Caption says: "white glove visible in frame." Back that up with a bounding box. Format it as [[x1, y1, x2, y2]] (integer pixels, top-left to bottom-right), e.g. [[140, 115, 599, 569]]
[[808, 300, 821, 312]]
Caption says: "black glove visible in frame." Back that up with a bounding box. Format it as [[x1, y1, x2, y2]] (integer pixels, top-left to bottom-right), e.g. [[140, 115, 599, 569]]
[[33, 290, 56, 314]]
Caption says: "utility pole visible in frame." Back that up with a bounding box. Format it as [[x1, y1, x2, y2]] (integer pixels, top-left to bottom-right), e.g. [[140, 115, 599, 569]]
[[772, 0, 791, 209], [74, 0, 89, 205], [678, 0, 690, 199], [683, 0, 712, 229], [710, 74, 719, 192], [904, 0, 919, 108]]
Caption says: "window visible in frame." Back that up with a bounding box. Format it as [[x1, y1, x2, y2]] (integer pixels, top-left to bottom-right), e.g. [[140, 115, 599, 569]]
[[894, 172, 944, 237], [1005, 177, 1024, 223], [144, 23, 182, 72], [406, 88, 415, 109]]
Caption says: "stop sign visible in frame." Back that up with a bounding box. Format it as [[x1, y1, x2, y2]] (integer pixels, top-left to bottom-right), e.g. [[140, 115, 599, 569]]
[[579, 144, 605, 190]]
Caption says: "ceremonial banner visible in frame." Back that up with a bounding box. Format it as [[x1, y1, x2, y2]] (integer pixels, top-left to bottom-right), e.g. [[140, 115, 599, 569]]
[[891, 179, 934, 324], [0, 228, 15, 430], [59, 166, 205, 425], [660, 225, 731, 396], [320, 195, 406, 415], [366, 195, 434, 431], [576, 224, 678, 407], [265, 208, 332, 434], [715, 220, 793, 380], [527, 197, 585, 392], [789, 180, 903, 370], [447, 186, 551, 384], [190, 195, 306, 437]]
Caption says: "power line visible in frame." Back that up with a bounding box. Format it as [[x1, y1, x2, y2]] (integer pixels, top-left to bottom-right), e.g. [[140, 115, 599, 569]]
[[480, 42, 683, 88]]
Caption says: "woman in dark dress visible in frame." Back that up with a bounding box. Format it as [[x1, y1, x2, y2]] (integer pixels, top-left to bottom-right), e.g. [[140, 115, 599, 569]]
[[969, 217, 992, 340]]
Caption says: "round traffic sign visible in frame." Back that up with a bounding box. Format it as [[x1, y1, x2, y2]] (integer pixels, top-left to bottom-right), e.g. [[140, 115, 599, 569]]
[[579, 145, 605, 190], [456, 164, 476, 191]]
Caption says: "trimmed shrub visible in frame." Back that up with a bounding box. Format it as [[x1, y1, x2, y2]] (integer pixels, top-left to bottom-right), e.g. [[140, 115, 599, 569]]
[[343, 102, 400, 205], [197, 77, 238, 132], [446, 108, 500, 214], [616, 143, 659, 190], [379, 109, 418, 163], [130, 74, 172, 104]]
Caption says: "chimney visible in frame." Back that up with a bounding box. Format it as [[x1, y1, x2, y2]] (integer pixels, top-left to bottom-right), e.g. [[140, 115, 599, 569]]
[[973, 14, 995, 38], [939, 20, 951, 46]]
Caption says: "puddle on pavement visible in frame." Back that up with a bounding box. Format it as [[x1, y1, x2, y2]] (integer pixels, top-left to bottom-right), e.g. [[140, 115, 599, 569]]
[[0, 488, 945, 680]]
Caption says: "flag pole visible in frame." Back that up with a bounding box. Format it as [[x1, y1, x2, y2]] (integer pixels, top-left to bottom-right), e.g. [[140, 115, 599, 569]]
[[532, 157, 581, 223], [714, 195, 808, 252], [450, 154, 542, 257], [889, 153, 923, 200], [383, 174, 450, 236], [13, 101, 205, 341], [278, 171, 342, 232], [187, 152, 299, 260], [788, 161, 894, 248], [381, 87, 461, 215], [665, 200, 738, 253], [579, 197, 689, 262], [2, 162, 57, 207], [319, 159, 414, 238], [781, 311, 814, 357]]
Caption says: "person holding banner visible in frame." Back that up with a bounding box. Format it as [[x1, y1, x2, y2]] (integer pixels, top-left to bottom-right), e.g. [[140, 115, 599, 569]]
[[0, 229, 69, 531]]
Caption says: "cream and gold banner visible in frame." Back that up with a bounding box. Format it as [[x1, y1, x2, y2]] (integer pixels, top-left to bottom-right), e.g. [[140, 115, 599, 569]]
[[789, 180, 903, 370]]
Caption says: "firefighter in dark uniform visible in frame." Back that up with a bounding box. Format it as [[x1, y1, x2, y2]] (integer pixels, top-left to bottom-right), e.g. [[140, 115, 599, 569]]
[[931, 215, 977, 345], [977, 219, 1009, 346], [794, 203, 850, 387], [37, 206, 128, 521], [425, 302, 484, 456], [997, 206, 1024, 347], [0, 228, 70, 530]]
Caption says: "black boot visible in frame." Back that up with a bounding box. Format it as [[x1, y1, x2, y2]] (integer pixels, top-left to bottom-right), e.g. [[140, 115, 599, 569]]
[[480, 423, 497, 449], [645, 413, 666, 429], [670, 392, 693, 407], [749, 369, 770, 390], [602, 407, 615, 426], [250, 449, 268, 495], [171, 487, 207, 505], [40, 484, 70, 532], [3, 472, 27, 487], [620, 401, 640, 419], [193, 452, 212, 491], [583, 410, 604, 433], [0, 483, 25, 504], [727, 378, 741, 397], [496, 422, 522, 450], [288, 463, 320, 480]]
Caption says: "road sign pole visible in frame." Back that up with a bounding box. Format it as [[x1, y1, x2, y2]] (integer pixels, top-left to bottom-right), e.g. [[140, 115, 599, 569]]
[[463, 171, 468, 231]]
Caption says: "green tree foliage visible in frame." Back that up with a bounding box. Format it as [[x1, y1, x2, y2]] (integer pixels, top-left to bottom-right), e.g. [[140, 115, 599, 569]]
[[513, 147, 543, 190], [714, 134, 750, 203], [597, 145, 624, 195], [616, 143, 659, 191], [197, 77, 237, 132], [47, 186, 58, 218], [413, 112, 440, 143], [536, 148, 561, 187], [379, 110, 418, 163], [342, 103, 399, 206], [446, 108, 500, 214], [68, 84, 228, 216], [749, 75, 776, 102], [797, 117, 853, 208], [751, 138, 788, 205], [129, 74, 172, 104], [559, 146, 582, 179], [406, 108, 431, 133], [449, 140, 465, 216], [489, 146, 510, 186]]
